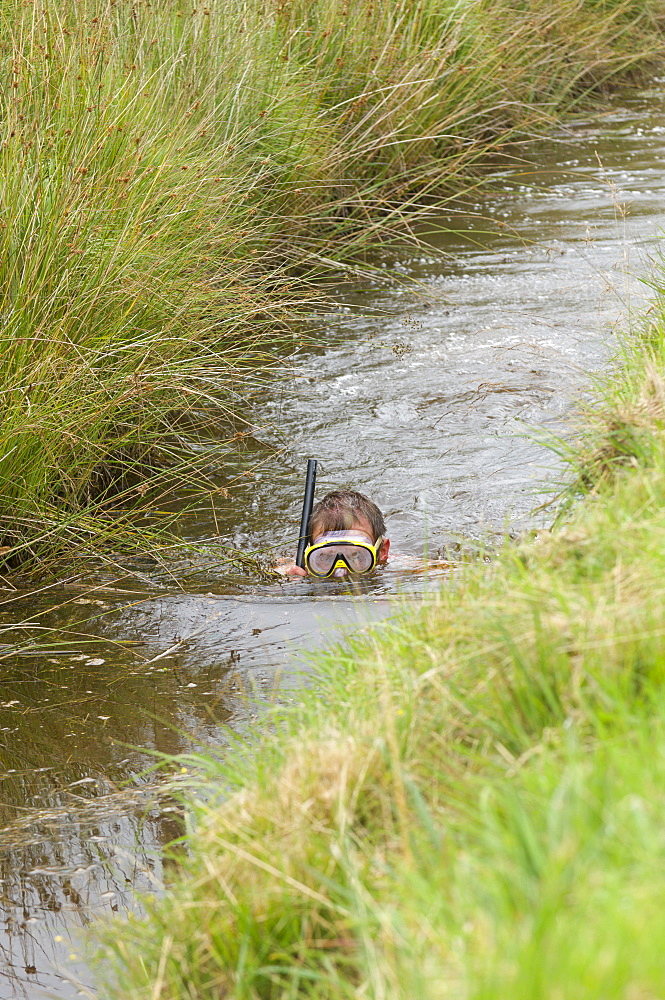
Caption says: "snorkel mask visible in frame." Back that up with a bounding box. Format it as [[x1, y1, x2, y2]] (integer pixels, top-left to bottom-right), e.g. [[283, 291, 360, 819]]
[[294, 460, 384, 578], [304, 530, 383, 578]]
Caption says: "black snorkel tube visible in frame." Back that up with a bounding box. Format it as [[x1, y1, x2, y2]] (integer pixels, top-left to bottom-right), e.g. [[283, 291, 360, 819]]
[[295, 459, 317, 570]]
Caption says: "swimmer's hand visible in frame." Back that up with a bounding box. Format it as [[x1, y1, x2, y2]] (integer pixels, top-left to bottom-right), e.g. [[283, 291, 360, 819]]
[[274, 558, 307, 578]]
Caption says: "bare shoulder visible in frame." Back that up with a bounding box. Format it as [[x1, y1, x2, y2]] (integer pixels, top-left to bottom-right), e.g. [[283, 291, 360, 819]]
[[274, 558, 307, 578]]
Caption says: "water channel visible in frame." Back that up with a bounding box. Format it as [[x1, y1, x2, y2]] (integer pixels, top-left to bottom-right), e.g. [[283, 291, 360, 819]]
[[3, 86, 665, 998]]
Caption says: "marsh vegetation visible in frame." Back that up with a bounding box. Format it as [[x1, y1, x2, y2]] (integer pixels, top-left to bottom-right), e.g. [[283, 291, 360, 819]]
[[1, 0, 664, 575], [96, 306, 665, 1000]]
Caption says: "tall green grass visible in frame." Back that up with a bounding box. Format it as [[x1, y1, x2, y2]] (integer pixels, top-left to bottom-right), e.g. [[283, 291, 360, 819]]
[[92, 296, 665, 996], [1, 0, 663, 573]]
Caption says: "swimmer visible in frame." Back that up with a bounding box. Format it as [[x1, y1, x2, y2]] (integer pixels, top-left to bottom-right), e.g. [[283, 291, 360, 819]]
[[278, 488, 390, 579]]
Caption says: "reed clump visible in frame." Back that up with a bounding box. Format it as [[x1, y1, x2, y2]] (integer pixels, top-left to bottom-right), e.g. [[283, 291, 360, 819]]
[[1, 0, 664, 571], [94, 292, 665, 996]]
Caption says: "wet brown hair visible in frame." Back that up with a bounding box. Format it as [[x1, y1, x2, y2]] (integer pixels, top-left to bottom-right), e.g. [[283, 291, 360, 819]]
[[309, 489, 386, 542]]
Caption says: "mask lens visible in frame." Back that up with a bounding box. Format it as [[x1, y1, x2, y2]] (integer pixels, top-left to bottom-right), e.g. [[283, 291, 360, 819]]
[[344, 547, 374, 572], [307, 546, 339, 575]]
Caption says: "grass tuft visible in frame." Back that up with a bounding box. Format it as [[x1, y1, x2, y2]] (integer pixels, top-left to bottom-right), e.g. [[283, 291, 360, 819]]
[[92, 282, 665, 998]]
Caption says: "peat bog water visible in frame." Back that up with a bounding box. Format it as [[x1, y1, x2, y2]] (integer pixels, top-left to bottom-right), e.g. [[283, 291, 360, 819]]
[[4, 86, 665, 997]]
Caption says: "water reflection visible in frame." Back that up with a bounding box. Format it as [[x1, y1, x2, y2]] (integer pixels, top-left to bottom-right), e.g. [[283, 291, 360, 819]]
[[5, 87, 665, 996]]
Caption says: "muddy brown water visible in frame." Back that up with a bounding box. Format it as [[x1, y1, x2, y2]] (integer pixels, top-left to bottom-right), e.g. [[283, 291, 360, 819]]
[[4, 86, 665, 997]]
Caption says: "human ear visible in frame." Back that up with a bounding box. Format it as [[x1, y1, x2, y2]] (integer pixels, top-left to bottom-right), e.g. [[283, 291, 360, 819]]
[[379, 538, 390, 563]]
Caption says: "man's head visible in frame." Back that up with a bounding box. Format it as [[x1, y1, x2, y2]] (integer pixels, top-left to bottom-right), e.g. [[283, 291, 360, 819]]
[[308, 489, 390, 570]]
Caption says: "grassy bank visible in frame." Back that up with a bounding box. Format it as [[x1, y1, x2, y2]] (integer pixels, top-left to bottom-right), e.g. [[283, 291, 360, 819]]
[[1, 0, 664, 574], [93, 290, 665, 998]]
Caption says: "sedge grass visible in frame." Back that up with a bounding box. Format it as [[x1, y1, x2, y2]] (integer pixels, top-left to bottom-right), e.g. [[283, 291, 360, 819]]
[[91, 278, 665, 998], [1, 0, 664, 574]]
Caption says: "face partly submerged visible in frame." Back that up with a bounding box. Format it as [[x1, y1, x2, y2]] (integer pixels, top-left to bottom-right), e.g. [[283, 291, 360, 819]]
[[305, 518, 390, 579]]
